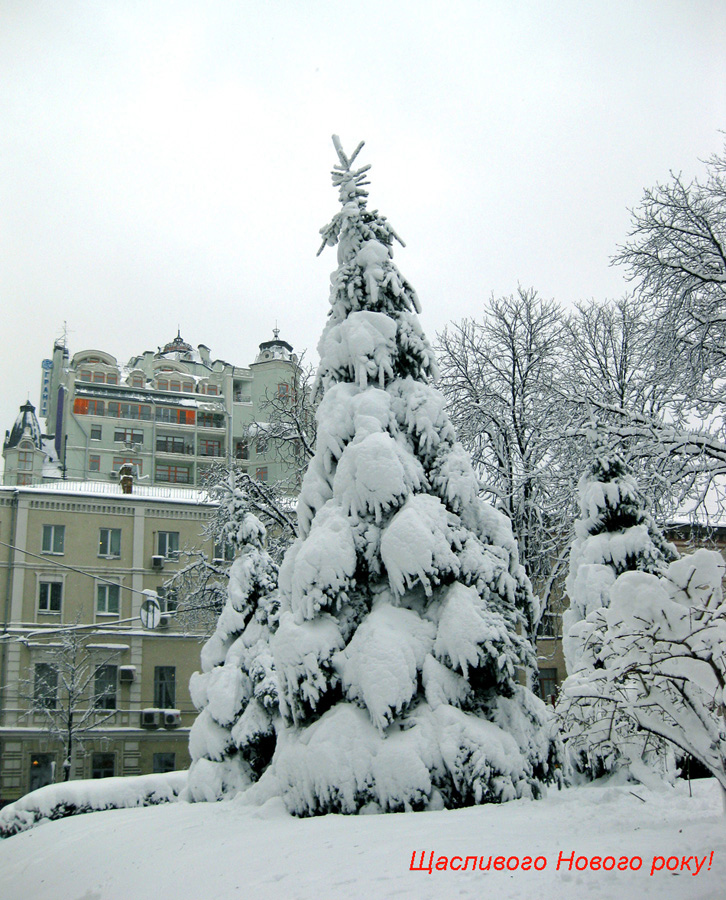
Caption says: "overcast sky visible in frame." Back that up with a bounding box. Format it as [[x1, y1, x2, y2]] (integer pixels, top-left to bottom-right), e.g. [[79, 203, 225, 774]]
[[2, 1, 726, 462]]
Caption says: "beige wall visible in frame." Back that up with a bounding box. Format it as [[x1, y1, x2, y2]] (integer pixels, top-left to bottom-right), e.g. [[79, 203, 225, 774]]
[[0, 484, 213, 806]]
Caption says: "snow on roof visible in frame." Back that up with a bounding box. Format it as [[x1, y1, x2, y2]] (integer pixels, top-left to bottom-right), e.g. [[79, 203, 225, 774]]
[[669, 477, 726, 529], [0, 480, 214, 505]]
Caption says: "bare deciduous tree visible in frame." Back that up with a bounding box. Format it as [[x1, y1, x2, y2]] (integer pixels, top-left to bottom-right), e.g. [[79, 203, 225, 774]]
[[19, 620, 119, 782], [437, 288, 578, 620], [613, 145, 726, 390]]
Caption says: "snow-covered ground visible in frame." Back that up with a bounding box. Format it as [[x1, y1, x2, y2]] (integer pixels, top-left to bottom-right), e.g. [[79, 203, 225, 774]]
[[0, 778, 723, 900]]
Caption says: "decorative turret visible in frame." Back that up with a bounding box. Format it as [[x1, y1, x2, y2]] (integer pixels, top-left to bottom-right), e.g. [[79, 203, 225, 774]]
[[4, 401, 43, 451], [157, 330, 195, 360], [254, 328, 295, 364]]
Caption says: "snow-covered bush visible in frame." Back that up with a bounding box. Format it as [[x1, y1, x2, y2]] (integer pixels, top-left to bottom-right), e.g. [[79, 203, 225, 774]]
[[0, 771, 186, 839], [558, 450, 678, 778], [586, 549, 726, 803], [254, 138, 561, 816], [186, 508, 280, 801]]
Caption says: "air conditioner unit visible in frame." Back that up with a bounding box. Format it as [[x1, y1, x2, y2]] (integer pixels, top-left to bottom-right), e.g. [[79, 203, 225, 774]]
[[158, 614, 170, 628], [163, 710, 181, 728], [140, 710, 160, 729], [151, 555, 165, 569], [119, 666, 136, 684]]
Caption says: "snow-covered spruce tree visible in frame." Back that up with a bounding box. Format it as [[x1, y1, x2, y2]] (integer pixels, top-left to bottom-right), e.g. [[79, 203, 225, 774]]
[[558, 447, 678, 778], [252, 138, 561, 816], [186, 506, 279, 801]]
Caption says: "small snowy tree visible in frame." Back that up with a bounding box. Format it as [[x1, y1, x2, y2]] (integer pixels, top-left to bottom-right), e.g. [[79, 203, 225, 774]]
[[591, 550, 726, 807], [186, 509, 279, 801], [251, 138, 561, 816], [163, 464, 298, 634], [18, 619, 119, 782], [558, 448, 678, 777]]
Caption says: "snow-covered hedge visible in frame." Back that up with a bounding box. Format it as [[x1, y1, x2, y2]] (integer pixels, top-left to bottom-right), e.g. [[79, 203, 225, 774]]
[[0, 770, 187, 839]]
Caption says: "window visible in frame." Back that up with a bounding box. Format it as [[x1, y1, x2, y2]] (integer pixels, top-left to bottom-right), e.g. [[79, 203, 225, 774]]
[[154, 666, 176, 709], [106, 373, 118, 385], [538, 612, 561, 639], [114, 428, 143, 444], [38, 581, 62, 613], [277, 382, 293, 400], [18, 450, 34, 470], [157, 586, 178, 613], [29, 754, 54, 792], [198, 439, 221, 457], [538, 668, 559, 705], [93, 371, 106, 383], [94, 665, 117, 709], [155, 407, 195, 425], [213, 541, 235, 563], [158, 532, 179, 559], [91, 752, 115, 779], [256, 436, 268, 454], [112, 457, 142, 476], [204, 384, 219, 395], [99, 528, 121, 557], [89, 454, 101, 472], [235, 440, 249, 460], [42, 525, 65, 555], [156, 435, 186, 454], [97, 583, 120, 615], [130, 374, 144, 388], [153, 752, 176, 774], [34, 663, 58, 709], [107, 402, 151, 420], [79, 370, 92, 382], [90, 425, 102, 440], [255, 467, 268, 483], [197, 412, 223, 428], [155, 464, 191, 484], [73, 398, 105, 416]]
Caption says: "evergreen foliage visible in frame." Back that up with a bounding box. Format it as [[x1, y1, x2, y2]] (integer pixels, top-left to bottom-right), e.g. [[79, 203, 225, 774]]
[[559, 446, 677, 778], [260, 138, 561, 815]]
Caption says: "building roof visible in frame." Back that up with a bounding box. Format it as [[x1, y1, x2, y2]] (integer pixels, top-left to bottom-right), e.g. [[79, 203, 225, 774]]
[[4, 401, 43, 450], [0, 480, 214, 506]]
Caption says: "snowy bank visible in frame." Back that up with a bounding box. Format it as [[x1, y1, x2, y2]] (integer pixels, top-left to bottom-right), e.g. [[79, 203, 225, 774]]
[[0, 770, 186, 838], [0, 778, 723, 899]]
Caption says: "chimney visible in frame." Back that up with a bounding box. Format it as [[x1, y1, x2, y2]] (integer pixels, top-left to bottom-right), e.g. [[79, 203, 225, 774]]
[[119, 463, 134, 494]]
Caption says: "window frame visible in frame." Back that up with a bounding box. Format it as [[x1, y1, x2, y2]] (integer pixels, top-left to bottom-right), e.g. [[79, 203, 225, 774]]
[[18, 450, 34, 471], [96, 582, 121, 615], [155, 464, 191, 484], [93, 664, 118, 710], [33, 663, 58, 710], [91, 752, 116, 779], [157, 531, 180, 560], [99, 527, 121, 558], [152, 752, 176, 774], [38, 580, 63, 614], [153, 666, 176, 709], [41, 524, 65, 555]]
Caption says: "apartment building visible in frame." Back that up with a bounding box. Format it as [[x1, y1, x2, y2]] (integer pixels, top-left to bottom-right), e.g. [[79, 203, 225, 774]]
[[0, 479, 219, 806], [3, 330, 299, 489]]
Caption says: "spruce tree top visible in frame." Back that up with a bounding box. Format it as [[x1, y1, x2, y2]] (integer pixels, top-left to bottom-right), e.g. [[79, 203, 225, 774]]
[[313, 136, 438, 400]]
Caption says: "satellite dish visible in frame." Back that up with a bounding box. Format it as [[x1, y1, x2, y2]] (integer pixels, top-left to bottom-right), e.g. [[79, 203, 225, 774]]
[[140, 592, 161, 629]]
